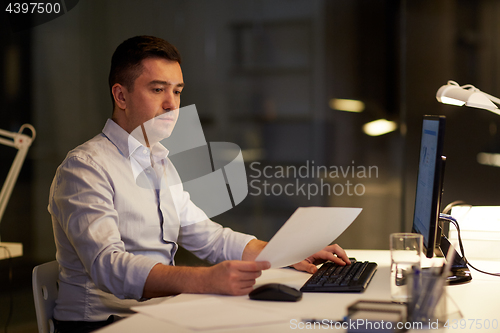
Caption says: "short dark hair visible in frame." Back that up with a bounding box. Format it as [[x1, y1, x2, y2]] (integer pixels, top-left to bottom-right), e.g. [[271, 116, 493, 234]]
[[109, 35, 182, 107]]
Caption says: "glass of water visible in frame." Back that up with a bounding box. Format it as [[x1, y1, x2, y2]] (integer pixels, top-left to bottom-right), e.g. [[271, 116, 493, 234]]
[[390, 233, 423, 303]]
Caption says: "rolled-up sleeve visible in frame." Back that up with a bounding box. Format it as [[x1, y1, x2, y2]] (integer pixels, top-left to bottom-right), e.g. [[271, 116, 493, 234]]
[[50, 155, 158, 300], [175, 193, 255, 263], [178, 218, 255, 263]]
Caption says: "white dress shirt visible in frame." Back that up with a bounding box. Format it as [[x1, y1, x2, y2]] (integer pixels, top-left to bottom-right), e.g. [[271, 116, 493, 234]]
[[48, 119, 255, 321]]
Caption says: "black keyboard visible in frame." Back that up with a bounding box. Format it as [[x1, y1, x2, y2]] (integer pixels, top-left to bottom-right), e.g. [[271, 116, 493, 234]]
[[300, 258, 377, 292]]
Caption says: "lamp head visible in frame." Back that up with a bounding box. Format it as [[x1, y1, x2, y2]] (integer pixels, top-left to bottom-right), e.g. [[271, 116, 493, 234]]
[[436, 81, 499, 113]]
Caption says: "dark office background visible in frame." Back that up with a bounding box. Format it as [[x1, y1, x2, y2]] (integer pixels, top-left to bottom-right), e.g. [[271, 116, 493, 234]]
[[0, 0, 499, 331]]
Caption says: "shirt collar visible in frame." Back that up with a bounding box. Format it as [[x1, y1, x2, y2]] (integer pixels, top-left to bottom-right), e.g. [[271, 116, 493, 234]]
[[102, 119, 170, 160]]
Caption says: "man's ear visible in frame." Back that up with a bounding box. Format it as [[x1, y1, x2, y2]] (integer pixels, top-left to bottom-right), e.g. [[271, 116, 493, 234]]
[[112, 83, 127, 110]]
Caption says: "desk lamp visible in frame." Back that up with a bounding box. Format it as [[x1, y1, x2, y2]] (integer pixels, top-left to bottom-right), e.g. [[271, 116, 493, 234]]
[[436, 80, 500, 116], [437, 80, 500, 167], [0, 124, 36, 241]]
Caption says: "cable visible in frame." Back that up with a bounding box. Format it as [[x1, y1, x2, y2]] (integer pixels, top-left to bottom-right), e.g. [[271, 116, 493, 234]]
[[0, 246, 13, 333], [440, 214, 500, 277], [442, 200, 471, 214]]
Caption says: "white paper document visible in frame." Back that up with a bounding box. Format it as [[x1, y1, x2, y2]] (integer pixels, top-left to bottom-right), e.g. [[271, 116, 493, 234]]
[[255, 207, 362, 268], [131, 297, 290, 330]]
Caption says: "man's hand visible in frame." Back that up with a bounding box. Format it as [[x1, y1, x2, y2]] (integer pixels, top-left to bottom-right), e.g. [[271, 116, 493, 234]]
[[206, 260, 271, 296], [291, 244, 350, 274]]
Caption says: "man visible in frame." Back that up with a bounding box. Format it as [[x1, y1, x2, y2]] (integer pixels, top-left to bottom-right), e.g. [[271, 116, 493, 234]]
[[49, 35, 350, 332]]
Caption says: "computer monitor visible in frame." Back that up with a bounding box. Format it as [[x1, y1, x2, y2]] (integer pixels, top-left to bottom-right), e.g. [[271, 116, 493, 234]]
[[412, 115, 446, 258], [411, 115, 471, 284]]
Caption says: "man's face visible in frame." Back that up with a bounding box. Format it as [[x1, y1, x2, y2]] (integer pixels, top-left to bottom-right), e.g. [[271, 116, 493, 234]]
[[116, 57, 184, 142]]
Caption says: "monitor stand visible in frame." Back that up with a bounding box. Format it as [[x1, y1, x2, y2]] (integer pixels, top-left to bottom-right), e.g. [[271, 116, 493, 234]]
[[434, 223, 472, 285]]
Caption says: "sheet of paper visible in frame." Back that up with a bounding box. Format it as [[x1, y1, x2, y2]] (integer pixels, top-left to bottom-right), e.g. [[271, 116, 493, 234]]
[[255, 207, 362, 268], [131, 297, 290, 330]]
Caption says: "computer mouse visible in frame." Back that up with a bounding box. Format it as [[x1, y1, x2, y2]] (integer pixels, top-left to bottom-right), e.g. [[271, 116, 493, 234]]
[[249, 283, 302, 302]]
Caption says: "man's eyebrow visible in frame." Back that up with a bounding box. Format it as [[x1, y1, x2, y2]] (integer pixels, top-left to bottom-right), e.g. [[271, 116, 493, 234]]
[[148, 80, 184, 87]]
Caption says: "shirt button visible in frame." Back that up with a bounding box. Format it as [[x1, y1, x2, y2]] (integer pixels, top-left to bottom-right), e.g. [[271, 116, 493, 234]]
[[143, 149, 148, 154]]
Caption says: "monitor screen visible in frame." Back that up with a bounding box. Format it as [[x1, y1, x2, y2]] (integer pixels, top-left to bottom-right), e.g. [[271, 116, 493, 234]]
[[412, 115, 446, 258]]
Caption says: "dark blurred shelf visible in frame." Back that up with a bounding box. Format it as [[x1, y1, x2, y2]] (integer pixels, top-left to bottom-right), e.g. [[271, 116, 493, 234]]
[[230, 67, 310, 76], [230, 114, 313, 123]]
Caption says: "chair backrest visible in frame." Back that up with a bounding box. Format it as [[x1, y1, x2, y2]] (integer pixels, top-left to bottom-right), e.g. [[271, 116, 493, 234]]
[[32, 260, 59, 333]]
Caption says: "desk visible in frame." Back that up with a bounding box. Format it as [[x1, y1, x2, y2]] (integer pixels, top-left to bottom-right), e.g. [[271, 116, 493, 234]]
[[97, 250, 500, 332], [0, 242, 22, 260]]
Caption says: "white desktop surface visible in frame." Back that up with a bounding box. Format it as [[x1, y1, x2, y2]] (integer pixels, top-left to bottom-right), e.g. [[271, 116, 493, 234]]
[[0, 242, 22, 260], [97, 250, 500, 332]]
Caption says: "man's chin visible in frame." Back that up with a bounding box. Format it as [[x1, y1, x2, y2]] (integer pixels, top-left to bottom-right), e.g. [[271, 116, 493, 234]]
[[146, 128, 174, 144], [130, 125, 174, 146]]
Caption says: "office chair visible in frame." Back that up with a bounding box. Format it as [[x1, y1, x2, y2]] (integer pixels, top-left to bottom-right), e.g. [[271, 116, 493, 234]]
[[32, 260, 59, 333]]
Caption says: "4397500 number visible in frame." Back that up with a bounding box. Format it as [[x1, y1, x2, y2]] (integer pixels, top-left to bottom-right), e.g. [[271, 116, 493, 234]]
[[5, 2, 61, 14], [444, 319, 498, 330]]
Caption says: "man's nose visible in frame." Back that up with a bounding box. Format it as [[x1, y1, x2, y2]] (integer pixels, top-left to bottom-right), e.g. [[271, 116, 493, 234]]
[[162, 91, 178, 111]]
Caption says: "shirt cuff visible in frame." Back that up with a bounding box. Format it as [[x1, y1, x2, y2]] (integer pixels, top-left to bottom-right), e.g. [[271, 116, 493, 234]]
[[124, 256, 160, 300], [223, 231, 256, 261]]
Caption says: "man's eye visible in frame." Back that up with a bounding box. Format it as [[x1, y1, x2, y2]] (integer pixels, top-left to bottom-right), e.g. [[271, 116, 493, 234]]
[[175, 90, 182, 95], [153, 88, 163, 93]]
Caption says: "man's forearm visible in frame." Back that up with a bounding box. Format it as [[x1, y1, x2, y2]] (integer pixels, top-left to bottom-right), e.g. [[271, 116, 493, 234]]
[[142, 239, 268, 298], [142, 257, 271, 298], [241, 239, 267, 261], [142, 263, 210, 298]]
